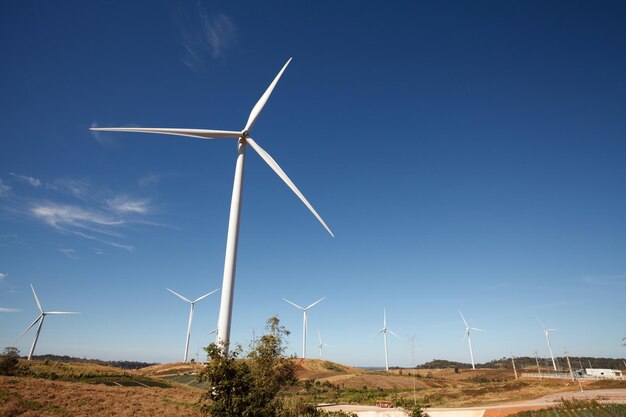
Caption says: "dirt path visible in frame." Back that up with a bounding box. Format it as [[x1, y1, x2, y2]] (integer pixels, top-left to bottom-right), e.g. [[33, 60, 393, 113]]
[[322, 388, 626, 417]]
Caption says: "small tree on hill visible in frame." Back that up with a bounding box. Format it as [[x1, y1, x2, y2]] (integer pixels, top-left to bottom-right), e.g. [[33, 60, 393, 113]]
[[0, 347, 20, 376], [198, 316, 296, 417]]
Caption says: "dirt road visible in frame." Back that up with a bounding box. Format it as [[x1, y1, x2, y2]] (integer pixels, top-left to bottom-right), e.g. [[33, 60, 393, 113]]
[[321, 388, 626, 417]]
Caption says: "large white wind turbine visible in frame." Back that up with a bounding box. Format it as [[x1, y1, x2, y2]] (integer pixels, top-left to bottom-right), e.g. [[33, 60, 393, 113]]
[[316, 330, 331, 359], [459, 310, 484, 370], [373, 308, 399, 371], [16, 284, 80, 360], [91, 59, 333, 355], [167, 287, 219, 362], [538, 318, 558, 371], [283, 297, 325, 359]]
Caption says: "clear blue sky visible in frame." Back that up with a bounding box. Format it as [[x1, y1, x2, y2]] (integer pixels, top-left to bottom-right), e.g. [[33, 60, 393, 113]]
[[1, 1, 625, 367]]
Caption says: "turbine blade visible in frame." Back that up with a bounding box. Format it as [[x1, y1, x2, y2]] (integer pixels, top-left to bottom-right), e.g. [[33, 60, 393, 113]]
[[372, 328, 385, 337], [246, 138, 334, 237], [305, 297, 325, 310], [244, 58, 292, 132], [193, 288, 220, 303], [90, 127, 241, 140], [547, 328, 558, 332], [31, 284, 43, 313], [318, 330, 322, 344], [282, 298, 304, 310], [536, 316, 547, 330], [463, 329, 469, 341], [167, 288, 192, 304], [471, 327, 485, 332], [46, 311, 81, 315], [458, 310, 469, 327], [388, 329, 401, 339], [15, 314, 43, 343]]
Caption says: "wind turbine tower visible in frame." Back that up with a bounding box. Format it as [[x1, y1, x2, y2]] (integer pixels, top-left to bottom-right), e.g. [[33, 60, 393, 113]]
[[538, 318, 558, 371], [459, 310, 484, 370], [167, 287, 219, 362], [92, 59, 334, 355], [283, 297, 325, 358], [373, 308, 399, 371], [16, 285, 80, 360]]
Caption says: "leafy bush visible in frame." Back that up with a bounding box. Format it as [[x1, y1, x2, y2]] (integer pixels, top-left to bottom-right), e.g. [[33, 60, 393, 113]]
[[0, 347, 20, 376], [198, 317, 297, 416]]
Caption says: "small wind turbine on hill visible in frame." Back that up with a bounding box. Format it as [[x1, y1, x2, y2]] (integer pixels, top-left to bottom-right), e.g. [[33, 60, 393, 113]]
[[459, 310, 483, 370], [16, 284, 80, 360], [537, 318, 558, 371], [373, 308, 399, 371], [283, 297, 325, 358], [91, 58, 334, 355], [167, 287, 219, 362], [316, 330, 331, 359]]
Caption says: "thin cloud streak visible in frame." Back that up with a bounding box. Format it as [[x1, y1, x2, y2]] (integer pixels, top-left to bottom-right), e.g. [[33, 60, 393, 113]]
[[0, 307, 20, 313], [10, 172, 41, 187], [107, 196, 150, 214], [178, 8, 237, 72], [59, 248, 78, 259], [0, 179, 10, 197]]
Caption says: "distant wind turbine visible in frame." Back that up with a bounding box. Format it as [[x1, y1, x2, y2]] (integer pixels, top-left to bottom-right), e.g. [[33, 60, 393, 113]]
[[537, 318, 558, 371], [459, 310, 484, 370], [373, 308, 399, 371], [283, 297, 325, 358], [91, 58, 334, 355], [16, 284, 80, 360], [316, 330, 331, 359], [167, 287, 219, 362]]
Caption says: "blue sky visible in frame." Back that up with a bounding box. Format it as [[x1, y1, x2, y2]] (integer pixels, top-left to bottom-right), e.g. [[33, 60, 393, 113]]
[[1, 1, 625, 367]]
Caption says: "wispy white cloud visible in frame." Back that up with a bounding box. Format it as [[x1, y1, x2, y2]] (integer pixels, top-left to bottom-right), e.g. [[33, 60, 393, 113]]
[[0, 307, 20, 313], [107, 196, 150, 214], [581, 274, 625, 287], [10, 172, 42, 187], [31, 203, 123, 229], [0, 179, 10, 197], [59, 248, 78, 259], [0, 272, 16, 293], [47, 178, 91, 201], [1, 174, 168, 251], [138, 173, 159, 187], [178, 8, 237, 72], [533, 300, 567, 310]]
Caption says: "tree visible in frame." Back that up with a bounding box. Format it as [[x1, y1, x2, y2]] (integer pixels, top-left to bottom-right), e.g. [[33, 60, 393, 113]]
[[0, 347, 20, 376], [198, 316, 296, 417]]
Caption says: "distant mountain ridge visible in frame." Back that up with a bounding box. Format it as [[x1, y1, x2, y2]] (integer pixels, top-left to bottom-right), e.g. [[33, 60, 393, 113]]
[[30, 354, 157, 370], [415, 356, 625, 370]]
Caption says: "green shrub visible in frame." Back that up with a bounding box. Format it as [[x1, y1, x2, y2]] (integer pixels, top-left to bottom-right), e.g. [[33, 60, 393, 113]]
[[0, 347, 20, 376]]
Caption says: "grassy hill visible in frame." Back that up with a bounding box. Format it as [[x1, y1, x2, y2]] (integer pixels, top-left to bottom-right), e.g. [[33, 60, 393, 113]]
[[2, 357, 624, 416]]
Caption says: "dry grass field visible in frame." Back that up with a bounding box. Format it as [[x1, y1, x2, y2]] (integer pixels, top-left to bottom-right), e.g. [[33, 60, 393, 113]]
[[1, 358, 624, 416]]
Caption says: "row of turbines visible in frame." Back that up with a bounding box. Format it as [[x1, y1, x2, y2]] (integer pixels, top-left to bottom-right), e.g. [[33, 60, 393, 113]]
[[15, 283, 565, 372]]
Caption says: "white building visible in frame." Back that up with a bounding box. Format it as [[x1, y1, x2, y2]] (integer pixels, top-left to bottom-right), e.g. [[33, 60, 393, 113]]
[[585, 368, 623, 379]]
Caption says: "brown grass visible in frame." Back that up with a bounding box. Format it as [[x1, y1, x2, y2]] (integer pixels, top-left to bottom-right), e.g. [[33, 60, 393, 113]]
[[0, 375, 202, 417]]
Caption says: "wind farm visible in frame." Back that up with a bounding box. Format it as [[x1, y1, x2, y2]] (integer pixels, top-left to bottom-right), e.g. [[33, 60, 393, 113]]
[[2, 2, 626, 417]]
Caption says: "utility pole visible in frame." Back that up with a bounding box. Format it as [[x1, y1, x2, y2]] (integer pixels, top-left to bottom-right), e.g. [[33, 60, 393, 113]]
[[534, 351, 542, 379], [409, 335, 417, 406], [564, 351, 574, 381], [511, 355, 518, 380]]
